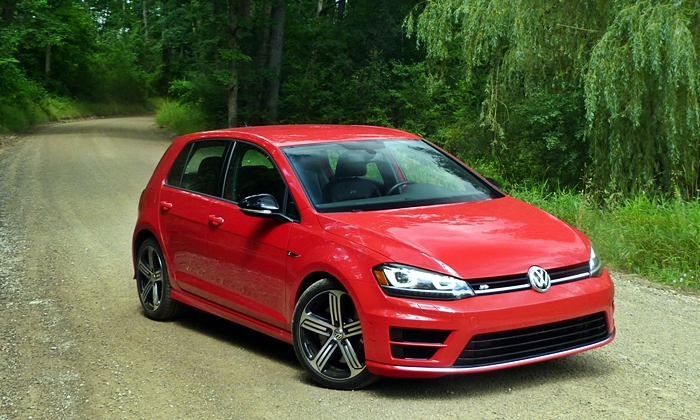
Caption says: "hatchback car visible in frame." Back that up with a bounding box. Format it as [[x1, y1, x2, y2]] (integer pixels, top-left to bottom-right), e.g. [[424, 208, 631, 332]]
[[132, 125, 615, 389]]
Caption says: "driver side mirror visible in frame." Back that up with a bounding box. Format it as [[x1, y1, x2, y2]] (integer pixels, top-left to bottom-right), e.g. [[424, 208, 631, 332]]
[[238, 194, 292, 223]]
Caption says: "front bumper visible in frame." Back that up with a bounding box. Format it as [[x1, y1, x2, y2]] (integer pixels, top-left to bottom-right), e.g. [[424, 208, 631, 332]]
[[355, 270, 615, 378]]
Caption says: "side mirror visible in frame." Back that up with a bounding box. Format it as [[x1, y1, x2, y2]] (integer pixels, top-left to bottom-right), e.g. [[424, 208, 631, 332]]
[[238, 194, 292, 223]]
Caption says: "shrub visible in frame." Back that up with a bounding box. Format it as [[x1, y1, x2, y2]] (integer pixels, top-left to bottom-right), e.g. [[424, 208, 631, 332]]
[[155, 101, 209, 135]]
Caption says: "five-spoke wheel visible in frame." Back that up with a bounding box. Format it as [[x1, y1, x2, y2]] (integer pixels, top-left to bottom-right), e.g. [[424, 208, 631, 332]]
[[292, 279, 377, 389], [136, 238, 183, 320]]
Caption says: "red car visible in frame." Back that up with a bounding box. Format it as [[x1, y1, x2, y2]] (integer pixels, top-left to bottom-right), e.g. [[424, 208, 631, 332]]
[[132, 125, 615, 389]]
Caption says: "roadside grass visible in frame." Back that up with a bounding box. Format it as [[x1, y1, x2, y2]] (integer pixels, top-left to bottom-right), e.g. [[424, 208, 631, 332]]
[[0, 102, 49, 133], [511, 185, 700, 290], [154, 101, 208, 135], [0, 95, 157, 134]]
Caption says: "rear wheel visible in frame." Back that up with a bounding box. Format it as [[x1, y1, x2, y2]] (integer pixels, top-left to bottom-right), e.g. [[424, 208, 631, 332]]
[[292, 279, 378, 389], [136, 238, 183, 320]]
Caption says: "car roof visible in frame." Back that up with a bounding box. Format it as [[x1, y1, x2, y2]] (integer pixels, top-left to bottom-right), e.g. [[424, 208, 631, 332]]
[[179, 125, 423, 147]]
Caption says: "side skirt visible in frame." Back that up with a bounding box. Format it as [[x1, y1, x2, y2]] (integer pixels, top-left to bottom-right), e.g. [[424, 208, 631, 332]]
[[171, 289, 293, 344]]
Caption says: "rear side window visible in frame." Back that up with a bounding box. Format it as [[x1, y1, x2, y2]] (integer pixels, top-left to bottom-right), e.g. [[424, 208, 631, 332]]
[[166, 140, 229, 197], [166, 143, 192, 187]]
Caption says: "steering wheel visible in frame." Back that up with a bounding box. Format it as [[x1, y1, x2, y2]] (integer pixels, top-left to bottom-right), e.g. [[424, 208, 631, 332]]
[[386, 180, 417, 195]]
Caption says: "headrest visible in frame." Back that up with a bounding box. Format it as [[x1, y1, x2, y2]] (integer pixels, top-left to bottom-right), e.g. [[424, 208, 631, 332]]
[[198, 156, 223, 173], [335, 153, 368, 178]]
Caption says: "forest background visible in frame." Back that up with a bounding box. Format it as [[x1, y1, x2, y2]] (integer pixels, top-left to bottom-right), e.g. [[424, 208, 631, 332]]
[[0, 0, 698, 289]]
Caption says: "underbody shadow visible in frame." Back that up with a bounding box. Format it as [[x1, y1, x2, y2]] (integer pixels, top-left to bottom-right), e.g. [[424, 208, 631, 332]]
[[370, 352, 616, 398], [172, 306, 300, 370]]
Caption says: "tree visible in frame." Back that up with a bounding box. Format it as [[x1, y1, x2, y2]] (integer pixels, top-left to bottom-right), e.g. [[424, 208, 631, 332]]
[[584, 2, 700, 199], [407, 0, 700, 199], [262, 0, 284, 124]]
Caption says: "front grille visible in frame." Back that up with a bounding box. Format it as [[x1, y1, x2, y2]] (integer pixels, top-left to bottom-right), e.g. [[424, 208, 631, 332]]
[[468, 262, 590, 295], [453, 312, 609, 367], [389, 327, 451, 360]]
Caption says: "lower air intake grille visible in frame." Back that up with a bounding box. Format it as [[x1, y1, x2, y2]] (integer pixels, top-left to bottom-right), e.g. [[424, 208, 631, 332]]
[[453, 312, 609, 367], [389, 327, 451, 360]]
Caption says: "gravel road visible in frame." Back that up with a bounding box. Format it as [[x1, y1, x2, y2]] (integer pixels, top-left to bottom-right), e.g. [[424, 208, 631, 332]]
[[1, 117, 699, 419]]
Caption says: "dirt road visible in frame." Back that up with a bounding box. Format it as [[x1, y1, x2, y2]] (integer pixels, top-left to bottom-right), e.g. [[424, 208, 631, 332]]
[[1, 117, 699, 419]]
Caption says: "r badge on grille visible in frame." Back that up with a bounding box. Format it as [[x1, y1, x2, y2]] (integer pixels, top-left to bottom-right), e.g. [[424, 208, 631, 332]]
[[528, 266, 551, 293]]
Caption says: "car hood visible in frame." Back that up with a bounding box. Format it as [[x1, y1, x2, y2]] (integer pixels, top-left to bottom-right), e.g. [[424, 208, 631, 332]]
[[316, 196, 590, 279]]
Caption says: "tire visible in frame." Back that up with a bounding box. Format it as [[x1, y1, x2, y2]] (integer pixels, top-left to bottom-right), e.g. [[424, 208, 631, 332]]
[[136, 238, 184, 320], [292, 279, 378, 390]]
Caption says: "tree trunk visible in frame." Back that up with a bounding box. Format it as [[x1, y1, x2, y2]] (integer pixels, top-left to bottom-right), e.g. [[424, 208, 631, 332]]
[[45, 43, 51, 81], [158, 2, 171, 95], [142, 0, 149, 44], [251, 1, 272, 125], [337, 0, 345, 21], [263, 0, 285, 124], [0, 0, 18, 27], [228, 0, 239, 127]]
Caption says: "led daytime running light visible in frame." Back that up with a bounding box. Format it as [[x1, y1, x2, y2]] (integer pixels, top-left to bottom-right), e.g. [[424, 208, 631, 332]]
[[373, 264, 475, 300]]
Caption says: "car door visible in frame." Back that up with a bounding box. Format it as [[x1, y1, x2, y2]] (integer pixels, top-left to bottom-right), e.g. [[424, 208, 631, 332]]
[[206, 142, 294, 328], [158, 139, 230, 299]]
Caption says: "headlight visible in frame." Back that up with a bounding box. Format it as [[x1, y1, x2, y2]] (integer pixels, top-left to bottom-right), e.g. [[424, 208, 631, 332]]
[[373, 264, 475, 300], [589, 245, 603, 277]]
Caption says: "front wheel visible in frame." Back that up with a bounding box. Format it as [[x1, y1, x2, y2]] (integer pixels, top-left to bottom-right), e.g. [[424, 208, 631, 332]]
[[292, 279, 378, 389]]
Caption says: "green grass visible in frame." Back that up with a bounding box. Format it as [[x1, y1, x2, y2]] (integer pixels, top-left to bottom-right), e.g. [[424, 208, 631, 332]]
[[0, 95, 158, 133], [154, 101, 209, 135], [0, 104, 30, 133], [511, 185, 700, 290]]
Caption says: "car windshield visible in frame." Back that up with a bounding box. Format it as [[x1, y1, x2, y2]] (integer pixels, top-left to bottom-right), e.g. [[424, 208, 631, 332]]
[[282, 139, 501, 212]]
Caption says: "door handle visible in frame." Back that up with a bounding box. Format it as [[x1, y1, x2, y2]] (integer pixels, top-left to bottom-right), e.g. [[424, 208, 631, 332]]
[[160, 201, 173, 211], [208, 215, 225, 226]]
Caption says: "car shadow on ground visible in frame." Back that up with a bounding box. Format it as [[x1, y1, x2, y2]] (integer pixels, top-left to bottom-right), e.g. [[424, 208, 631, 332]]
[[172, 306, 300, 370], [371, 352, 616, 398]]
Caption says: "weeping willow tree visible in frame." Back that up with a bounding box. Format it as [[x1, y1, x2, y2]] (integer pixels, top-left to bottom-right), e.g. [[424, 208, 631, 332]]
[[585, 2, 700, 199], [407, 0, 700, 199]]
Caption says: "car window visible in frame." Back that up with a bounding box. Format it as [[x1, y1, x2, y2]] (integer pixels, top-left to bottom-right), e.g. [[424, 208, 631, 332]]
[[283, 140, 501, 212], [167, 140, 229, 196], [226, 143, 298, 219], [166, 143, 192, 187], [390, 143, 474, 192]]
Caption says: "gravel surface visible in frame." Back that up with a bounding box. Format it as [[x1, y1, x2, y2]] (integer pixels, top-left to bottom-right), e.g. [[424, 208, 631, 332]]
[[0, 117, 699, 419]]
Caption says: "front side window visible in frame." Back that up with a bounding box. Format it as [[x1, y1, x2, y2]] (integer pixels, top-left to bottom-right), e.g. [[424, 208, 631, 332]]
[[167, 140, 229, 196], [283, 139, 501, 212], [225, 142, 299, 220]]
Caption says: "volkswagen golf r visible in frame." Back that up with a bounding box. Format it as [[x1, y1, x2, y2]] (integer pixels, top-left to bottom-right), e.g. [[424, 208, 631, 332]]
[[132, 125, 615, 389]]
